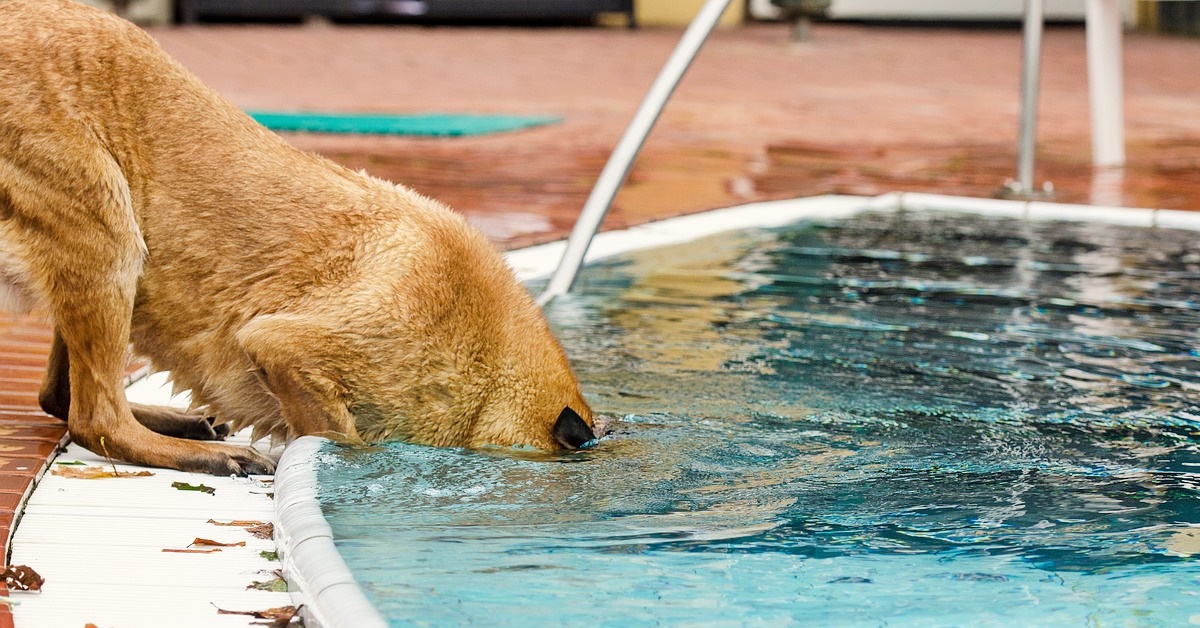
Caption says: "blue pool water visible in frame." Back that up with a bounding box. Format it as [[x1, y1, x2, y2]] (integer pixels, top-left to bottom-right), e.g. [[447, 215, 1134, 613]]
[[317, 210, 1200, 626]]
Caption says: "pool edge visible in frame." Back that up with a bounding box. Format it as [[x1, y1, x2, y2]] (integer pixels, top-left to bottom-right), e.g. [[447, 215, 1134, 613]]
[[275, 436, 387, 628]]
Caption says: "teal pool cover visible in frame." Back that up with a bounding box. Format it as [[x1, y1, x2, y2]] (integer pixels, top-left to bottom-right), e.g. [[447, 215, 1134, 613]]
[[247, 111, 560, 136]]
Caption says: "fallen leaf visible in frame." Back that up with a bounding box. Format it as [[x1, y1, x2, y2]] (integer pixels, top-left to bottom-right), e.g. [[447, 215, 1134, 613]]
[[191, 538, 246, 548], [259, 550, 279, 561], [162, 548, 221, 554], [213, 604, 298, 620], [208, 519, 266, 527], [2, 564, 44, 591], [51, 466, 153, 479], [246, 522, 274, 539], [246, 576, 288, 592], [171, 481, 215, 495], [54, 460, 86, 466]]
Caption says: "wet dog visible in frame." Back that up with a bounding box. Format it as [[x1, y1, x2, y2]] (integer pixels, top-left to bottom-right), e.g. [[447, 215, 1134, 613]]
[[0, 0, 595, 475]]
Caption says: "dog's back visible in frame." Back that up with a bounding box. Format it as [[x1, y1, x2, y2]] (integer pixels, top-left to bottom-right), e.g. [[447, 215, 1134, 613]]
[[0, 0, 596, 473]]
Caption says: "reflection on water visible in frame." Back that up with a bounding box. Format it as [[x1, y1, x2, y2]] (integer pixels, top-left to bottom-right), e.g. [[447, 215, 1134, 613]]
[[319, 211, 1200, 626]]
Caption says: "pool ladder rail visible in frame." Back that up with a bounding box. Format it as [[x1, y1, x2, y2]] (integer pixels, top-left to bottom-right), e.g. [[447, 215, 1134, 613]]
[[539, 0, 1128, 304]]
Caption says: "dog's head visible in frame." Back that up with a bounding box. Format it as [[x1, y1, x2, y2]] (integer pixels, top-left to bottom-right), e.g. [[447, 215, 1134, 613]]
[[462, 326, 598, 452], [332, 206, 600, 452]]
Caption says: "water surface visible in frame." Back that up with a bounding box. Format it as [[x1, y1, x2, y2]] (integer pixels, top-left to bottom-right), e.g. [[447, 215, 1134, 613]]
[[319, 211, 1200, 626]]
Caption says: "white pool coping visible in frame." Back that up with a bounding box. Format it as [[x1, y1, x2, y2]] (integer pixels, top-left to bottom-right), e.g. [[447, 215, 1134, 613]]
[[10, 192, 1200, 628]]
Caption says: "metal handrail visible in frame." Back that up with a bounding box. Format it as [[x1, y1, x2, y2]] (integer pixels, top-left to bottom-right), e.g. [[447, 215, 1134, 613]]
[[537, 0, 734, 306]]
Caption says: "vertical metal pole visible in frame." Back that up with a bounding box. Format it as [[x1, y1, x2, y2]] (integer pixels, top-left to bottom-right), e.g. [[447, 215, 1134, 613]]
[[1015, 0, 1044, 194], [1086, 0, 1125, 167], [538, 0, 734, 306]]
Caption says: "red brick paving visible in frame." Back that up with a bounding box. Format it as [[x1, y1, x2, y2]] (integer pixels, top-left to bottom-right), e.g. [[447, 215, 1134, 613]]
[[148, 22, 1200, 247], [1, 21, 1198, 608]]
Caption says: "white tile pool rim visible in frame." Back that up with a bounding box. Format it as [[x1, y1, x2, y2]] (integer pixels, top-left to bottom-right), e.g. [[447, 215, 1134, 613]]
[[272, 191, 1200, 628], [10, 193, 1199, 628]]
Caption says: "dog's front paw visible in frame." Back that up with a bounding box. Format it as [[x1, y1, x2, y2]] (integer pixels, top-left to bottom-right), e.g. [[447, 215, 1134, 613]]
[[183, 446, 276, 477]]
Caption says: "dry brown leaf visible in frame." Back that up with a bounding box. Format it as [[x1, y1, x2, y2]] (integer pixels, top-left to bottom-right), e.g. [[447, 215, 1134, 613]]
[[162, 548, 221, 554], [192, 538, 246, 548], [51, 466, 153, 479], [208, 519, 266, 527], [246, 522, 274, 539], [211, 607, 297, 624], [2, 564, 44, 591]]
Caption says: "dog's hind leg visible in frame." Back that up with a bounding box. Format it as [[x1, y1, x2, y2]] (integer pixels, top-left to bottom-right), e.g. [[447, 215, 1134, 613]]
[[37, 330, 70, 420], [128, 404, 231, 441], [38, 329, 229, 440]]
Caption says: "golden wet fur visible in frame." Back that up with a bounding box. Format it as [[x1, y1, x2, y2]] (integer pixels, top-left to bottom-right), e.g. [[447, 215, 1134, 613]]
[[0, 0, 595, 475]]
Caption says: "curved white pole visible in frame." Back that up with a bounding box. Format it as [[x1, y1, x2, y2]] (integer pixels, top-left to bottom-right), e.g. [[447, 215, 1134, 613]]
[[538, 0, 734, 305]]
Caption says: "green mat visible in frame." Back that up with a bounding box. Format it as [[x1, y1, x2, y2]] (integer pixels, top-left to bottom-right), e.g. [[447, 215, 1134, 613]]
[[247, 111, 560, 137]]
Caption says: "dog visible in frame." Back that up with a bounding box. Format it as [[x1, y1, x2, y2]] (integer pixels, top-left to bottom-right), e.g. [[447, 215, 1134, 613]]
[[0, 0, 596, 475]]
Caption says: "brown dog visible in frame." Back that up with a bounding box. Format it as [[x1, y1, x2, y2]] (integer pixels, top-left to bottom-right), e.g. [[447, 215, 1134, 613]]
[[0, 0, 596, 475]]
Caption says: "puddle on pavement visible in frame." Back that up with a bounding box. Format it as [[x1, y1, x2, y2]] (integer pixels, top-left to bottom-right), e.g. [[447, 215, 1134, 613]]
[[314, 135, 1200, 249]]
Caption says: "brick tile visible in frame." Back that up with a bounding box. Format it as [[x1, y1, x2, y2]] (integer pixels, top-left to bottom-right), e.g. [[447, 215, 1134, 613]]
[[0, 441, 58, 460], [0, 355, 48, 369], [0, 379, 41, 393], [0, 457, 46, 475], [0, 475, 32, 496], [0, 393, 37, 409], [0, 367, 45, 381], [0, 425, 65, 443], [0, 409, 57, 424], [0, 494, 22, 512], [0, 341, 50, 357]]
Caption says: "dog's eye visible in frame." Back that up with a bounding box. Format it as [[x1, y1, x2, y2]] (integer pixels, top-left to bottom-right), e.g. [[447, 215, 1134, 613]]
[[552, 406, 594, 449]]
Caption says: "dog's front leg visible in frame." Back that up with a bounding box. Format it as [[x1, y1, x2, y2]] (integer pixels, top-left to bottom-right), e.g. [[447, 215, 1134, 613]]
[[237, 315, 361, 442]]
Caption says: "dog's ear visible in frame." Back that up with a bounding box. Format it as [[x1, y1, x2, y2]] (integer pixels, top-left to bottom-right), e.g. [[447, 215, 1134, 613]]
[[552, 406, 595, 449]]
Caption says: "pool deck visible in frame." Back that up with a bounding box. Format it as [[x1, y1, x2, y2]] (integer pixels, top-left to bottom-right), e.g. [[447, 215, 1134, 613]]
[[1, 18, 1198, 627]]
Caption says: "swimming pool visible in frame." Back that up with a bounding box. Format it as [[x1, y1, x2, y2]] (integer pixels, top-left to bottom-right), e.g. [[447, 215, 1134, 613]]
[[308, 201, 1200, 626]]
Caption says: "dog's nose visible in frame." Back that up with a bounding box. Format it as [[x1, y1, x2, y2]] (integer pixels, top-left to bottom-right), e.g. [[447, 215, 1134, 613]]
[[552, 407, 595, 449]]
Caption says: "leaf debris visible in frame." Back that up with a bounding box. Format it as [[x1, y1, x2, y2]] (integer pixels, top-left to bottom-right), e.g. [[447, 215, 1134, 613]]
[[2, 564, 44, 591], [162, 548, 222, 554], [191, 538, 246, 548], [208, 519, 266, 527], [207, 518, 274, 539], [50, 466, 153, 479], [247, 522, 274, 539], [213, 603, 299, 624], [247, 570, 288, 592], [171, 481, 216, 495]]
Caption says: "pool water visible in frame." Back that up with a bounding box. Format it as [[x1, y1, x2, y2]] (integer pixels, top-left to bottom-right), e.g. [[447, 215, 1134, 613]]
[[317, 210, 1200, 626]]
